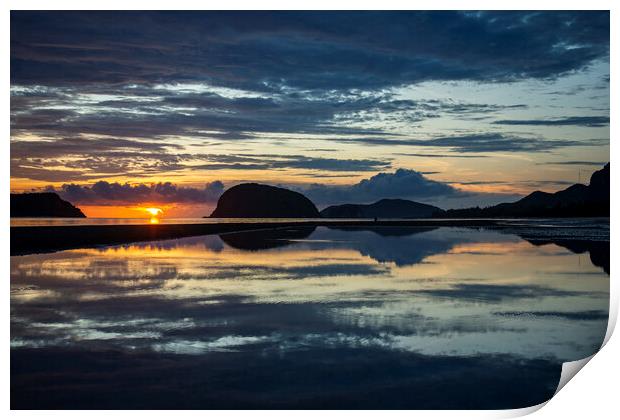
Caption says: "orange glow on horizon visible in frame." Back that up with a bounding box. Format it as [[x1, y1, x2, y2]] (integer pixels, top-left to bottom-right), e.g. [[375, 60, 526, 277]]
[[75, 205, 167, 218], [77, 204, 215, 218]]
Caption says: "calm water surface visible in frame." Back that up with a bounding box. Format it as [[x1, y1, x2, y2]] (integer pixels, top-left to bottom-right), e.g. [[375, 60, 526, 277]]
[[10, 225, 609, 409], [11, 217, 358, 226]]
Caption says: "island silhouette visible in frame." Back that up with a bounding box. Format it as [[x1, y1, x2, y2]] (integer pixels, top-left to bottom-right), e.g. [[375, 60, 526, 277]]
[[321, 198, 442, 218], [10, 192, 85, 218], [9, 163, 609, 221], [10, 163, 609, 221], [207, 162, 609, 219], [209, 183, 320, 218]]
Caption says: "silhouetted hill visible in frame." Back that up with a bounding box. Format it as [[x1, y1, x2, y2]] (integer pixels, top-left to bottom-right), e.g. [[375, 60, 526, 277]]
[[209, 183, 320, 218], [321, 198, 443, 218], [11, 192, 86, 218], [440, 163, 609, 218]]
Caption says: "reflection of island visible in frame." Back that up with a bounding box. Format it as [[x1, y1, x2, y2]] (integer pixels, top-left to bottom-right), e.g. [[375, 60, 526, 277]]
[[219, 225, 459, 266], [324, 226, 610, 274], [321, 226, 462, 267], [325, 226, 437, 237], [138, 224, 609, 275], [525, 239, 609, 275], [219, 226, 316, 250]]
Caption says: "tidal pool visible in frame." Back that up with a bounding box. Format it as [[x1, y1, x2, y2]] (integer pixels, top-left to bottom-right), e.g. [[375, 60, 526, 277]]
[[10, 225, 609, 409]]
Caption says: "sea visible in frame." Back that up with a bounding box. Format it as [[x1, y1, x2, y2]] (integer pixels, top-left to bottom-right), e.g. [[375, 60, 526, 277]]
[[10, 217, 610, 409]]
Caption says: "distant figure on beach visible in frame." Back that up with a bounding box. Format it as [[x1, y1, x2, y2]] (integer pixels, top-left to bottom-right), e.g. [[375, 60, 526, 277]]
[[374, 217, 378, 222]]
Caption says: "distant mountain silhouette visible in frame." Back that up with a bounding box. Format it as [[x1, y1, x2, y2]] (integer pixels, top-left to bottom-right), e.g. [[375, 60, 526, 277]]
[[321, 198, 443, 218], [210, 183, 320, 218], [10, 192, 86, 218], [440, 163, 609, 218]]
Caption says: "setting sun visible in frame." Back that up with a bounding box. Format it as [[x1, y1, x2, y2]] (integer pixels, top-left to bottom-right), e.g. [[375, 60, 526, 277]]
[[144, 207, 163, 217]]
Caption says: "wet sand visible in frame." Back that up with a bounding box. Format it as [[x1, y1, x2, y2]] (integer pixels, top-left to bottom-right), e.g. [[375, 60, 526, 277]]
[[11, 219, 502, 256]]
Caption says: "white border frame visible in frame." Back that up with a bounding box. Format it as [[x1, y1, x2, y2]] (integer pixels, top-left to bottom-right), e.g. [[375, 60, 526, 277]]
[[3, 2, 616, 419]]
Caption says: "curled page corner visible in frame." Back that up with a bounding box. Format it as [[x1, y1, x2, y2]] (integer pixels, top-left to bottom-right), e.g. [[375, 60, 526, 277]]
[[536, 286, 616, 413], [602, 288, 618, 348], [502, 355, 598, 418], [554, 354, 595, 396], [498, 400, 549, 418]]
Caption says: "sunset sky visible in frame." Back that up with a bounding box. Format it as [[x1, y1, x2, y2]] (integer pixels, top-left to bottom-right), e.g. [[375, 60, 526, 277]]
[[10, 11, 609, 217]]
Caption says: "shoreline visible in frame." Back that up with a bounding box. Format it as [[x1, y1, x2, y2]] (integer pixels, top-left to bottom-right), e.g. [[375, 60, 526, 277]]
[[11, 219, 508, 256], [11, 218, 610, 256]]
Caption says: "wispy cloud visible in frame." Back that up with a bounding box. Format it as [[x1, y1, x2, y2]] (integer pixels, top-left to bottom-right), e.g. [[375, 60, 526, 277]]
[[493, 116, 609, 127], [11, 146, 393, 182], [192, 154, 391, 172], [396, 153, 491, 159], [333, 133, 601, 153], [539, 160, 609, 166]]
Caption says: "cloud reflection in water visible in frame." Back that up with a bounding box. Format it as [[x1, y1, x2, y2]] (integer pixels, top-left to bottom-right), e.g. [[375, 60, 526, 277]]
[[11, 226, 609, 409]]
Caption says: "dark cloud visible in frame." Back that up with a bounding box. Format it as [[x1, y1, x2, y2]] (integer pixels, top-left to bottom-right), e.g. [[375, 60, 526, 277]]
[[11, 11, 609, 90], [11, 11, 608, 171], [296, 173, 361, 179], [410, 134, 598, 153], [396, 153, 491, 158], [493, 116, 609, 127], [10, 137, 189, 181], [299, 168, 459, 206], [305, 149, 339, 152], [11, 145, 391, 181], [10, 137, 182, 159], [11, 165, 110, 183], [29, 166, 467, 207], [46, 180, 224, 205], [23, 164, 509, 208], [194, 154, 391, 172], [448, 180, 510, 185], [448, 179, 574, 187], [334, 133, 599, 153]]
